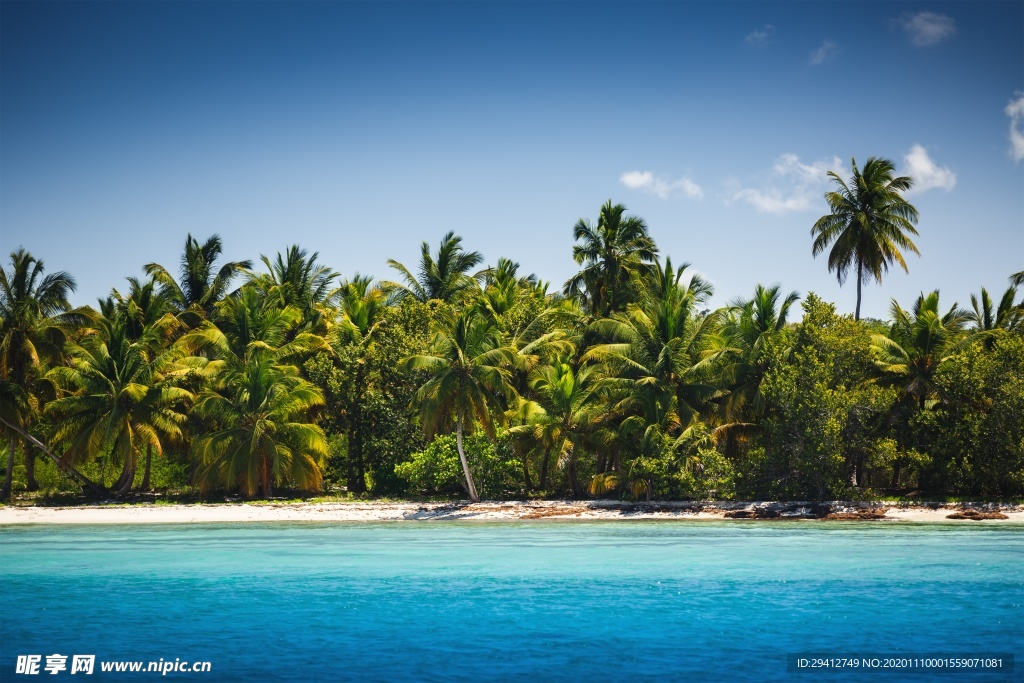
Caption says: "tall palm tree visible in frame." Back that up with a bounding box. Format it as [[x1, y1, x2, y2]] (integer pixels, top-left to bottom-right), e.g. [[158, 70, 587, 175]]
[[331, 275, 389, 492], [191, 355, 327, 497], [811, 157, 920, 320], [144, 234, 251, 320], [405, 308, 517, 502], [383, 232, 486, 305], [0, 249, 90, 494], [871, 291, 970, 411], [563, 200, 658, 317]]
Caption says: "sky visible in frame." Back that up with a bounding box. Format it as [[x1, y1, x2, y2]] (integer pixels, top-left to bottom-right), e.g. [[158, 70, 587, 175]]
[[2, 0, 1022, 320]]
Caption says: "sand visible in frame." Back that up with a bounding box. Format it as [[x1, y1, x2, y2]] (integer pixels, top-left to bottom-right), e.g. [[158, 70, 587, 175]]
[[2, 500, 1022, 524]]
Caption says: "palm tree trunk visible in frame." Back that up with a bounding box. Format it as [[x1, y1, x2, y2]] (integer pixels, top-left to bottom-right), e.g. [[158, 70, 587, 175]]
[[0, 416, 106, 496], [455, 415, 480, 503], [24, 441, 38, 491], [855, 262, 863, 321], [114, 457, 136, 497], [141, 444, 153, 491], [539, 447, 551, 490], [1, 435, 16, 501]]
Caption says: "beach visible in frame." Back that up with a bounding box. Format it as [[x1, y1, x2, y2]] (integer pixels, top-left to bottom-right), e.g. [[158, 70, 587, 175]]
[[2, 500, 1022, 524]]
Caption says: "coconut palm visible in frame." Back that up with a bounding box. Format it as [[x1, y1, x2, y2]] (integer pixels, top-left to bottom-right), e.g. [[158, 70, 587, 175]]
[[871, 291, 970, 411], [383, 231, 486, 305], [405, 308, 517, 502], [582, 261, 723, 493], [811, 157, 920, 320], [563, 200, 658, 317], [0, 249, 91, 493], [330, 275, 389, 493], [718, 284, 800, 424], [45, 315, 191, 496], [968, 286, 1023, 342], [508, 353, 607, 496], [191, 355, 327, 497], [144, 234, 251, 320], [248, 245, 340, 329]]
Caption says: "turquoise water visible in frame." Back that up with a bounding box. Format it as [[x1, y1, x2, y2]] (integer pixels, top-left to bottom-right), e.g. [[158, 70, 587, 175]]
[[1, 522, 1022, 682]]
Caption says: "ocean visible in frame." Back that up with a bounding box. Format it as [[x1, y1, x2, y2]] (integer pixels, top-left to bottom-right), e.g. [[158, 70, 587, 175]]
[[1, 521, 1021, 682]]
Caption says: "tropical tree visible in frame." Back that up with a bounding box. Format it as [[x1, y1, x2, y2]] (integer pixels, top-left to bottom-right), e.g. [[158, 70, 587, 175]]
[[968, 285, 1023, 343], [191, 355, 327, 497], [45, 315, 191, 496], [1011, 271, 1024, 287], [563, 201, 658, 317], [248, 245, 340, 329], [383, 231, 486, 305], [0, 249, 90, 494], [584, 260, 723, 491], [871, 291, 970, 411], [405, 308, 517, 502], [718, 284, 800, 426], [811, 157, 920, 320], [144, 234, 251, 320], [330, 275, 390, 492], [509, 353, 607, 496]]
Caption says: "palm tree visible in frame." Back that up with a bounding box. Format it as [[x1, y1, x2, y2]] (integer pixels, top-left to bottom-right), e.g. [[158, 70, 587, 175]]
[[0, 249, 90, 494], [968, 286, 1023, 342], [45, 315, 191, 496], [508, 352, 606, 496], [1011, 271, 1024, 287], [383, 232, 486, 305], [405, 308, 517, 502], [583, 260, 723, 491], [331, 275, 389, 492], [191, 355, 327, 497], [249, 245, 340, 328], [719, 284, 800, 425], [144, 234, 251, 320], [871, 291, 970, 411], [811, 157, 920, 320], [563, 200, 658, 317]]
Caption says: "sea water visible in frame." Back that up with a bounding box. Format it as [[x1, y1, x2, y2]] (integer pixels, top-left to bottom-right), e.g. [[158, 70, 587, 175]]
[[1, 522, 1021, 682]]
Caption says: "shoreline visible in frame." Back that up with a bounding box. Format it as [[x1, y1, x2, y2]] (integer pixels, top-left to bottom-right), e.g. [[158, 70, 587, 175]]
[[2, 500, 1023, 525]]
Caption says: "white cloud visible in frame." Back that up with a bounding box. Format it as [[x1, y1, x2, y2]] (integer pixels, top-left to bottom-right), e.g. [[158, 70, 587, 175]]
[[731, 154, 841, 214], [1007, 93, 1024, 162], [902, 145, 956, 194], [620, 170, 703, 200], [745, 24, 774, 46], [809, 40, 837, 65], [894, 12, 956, 46]]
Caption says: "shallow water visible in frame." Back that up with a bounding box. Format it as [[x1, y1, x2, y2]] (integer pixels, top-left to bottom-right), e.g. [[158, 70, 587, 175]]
[[2, 521, 1022, 682]]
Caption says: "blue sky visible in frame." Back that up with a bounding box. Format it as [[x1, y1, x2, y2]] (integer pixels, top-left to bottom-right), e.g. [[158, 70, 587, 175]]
[[2, 1, 1022, 319]]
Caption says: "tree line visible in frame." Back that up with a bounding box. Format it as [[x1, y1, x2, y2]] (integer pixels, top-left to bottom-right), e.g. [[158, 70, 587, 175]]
[[2, 157, 1023, 502]]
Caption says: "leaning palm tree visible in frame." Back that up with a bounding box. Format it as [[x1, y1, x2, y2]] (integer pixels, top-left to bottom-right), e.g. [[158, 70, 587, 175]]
[[45, 315, 191, 496], [383, 232, 486, 305], [811, 157, 920, 320], [144, 234, 251, 320], [405, 308, 517, 502], [0, 249, 91, 493], [563, 200, 659, 317], [871, 291, 970, 411], [191, 355, 327, 497]]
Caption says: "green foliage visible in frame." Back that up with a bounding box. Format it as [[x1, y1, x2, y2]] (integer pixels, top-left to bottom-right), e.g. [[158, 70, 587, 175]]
[[396, 433, 523, 498]]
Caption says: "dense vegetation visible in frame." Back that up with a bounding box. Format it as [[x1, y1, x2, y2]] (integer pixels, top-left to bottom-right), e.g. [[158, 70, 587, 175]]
[[2, 160, 1023, 502]]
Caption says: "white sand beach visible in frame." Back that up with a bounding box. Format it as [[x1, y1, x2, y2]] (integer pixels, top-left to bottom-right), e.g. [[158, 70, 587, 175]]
[[2, 501, 1022, 524]]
